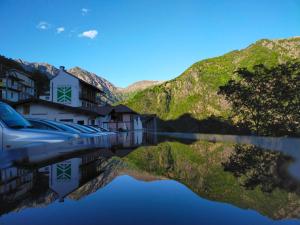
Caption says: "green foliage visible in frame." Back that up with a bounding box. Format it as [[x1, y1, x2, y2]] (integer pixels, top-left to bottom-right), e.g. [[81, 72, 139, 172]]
[[123, 141, 300, 219], [123, 38, 300, 128], [218, 62, 300, 136]]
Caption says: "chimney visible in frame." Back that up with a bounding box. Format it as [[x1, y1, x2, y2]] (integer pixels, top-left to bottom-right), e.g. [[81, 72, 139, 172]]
[[59, 66, 65, 71]]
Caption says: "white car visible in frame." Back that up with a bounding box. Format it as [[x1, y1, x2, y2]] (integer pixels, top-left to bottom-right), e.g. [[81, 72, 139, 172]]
[[0, 102, 79, 151]]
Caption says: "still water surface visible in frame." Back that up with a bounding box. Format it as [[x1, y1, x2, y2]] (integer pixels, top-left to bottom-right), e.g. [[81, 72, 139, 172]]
[[0, 132, 300, 225]]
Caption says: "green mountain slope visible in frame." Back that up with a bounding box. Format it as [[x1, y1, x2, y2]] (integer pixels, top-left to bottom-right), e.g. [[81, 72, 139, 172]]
[[124, 37, 300, 121], [123, 141, 300, 220]]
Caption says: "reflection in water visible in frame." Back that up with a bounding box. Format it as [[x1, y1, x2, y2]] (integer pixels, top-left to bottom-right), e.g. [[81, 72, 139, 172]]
[[0, 132, 300, 225], [223, 145, 297, 193]]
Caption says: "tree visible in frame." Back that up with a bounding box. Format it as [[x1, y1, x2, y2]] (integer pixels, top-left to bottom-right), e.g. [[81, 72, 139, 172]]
[[218, 62, 300, 136]]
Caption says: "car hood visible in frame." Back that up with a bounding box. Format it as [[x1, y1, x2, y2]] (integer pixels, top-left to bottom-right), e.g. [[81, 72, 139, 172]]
[[20, 128, 78, 139]]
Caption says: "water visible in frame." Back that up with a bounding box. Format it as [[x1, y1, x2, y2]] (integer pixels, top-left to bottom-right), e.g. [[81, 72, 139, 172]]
[[0, 132, 300, 225]]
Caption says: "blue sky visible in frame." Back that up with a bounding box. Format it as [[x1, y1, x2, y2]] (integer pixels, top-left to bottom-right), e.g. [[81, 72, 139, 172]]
[[0, 0, 299, 87]]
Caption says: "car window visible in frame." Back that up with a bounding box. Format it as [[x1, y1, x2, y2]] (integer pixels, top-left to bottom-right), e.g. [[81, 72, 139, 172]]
[[29, 120, 56, 130], [45, 121, 81, 134], [66, 123, 92, 133], [0, 103, 32, 128]]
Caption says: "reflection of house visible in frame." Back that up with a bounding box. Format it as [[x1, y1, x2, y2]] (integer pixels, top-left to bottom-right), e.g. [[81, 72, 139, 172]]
[[0, 131, 159, 214], [0, 66, 35, 103], [49, 158, 81, 201], [97, 104, 143, 131], [0, 166, 34, 199]]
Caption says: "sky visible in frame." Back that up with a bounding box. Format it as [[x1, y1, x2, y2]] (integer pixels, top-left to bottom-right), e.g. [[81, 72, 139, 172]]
[[0, 0, 299, 87]]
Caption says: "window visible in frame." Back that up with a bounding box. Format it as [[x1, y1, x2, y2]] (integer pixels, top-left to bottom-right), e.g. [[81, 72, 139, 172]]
[[23, 105, 30, 115], [0, 102, 32, 128], [30, 121, 54, 130], [77, 120, 84, 125], [60, 119, 74, 123], [10, 92, 13, 99]]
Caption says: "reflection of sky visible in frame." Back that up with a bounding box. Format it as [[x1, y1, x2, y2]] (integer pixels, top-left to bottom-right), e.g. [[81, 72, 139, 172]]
[[1, 175, 299, 225]]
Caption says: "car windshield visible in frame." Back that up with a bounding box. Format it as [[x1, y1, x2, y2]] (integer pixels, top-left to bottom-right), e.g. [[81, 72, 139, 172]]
[[45, 120, 81, 134], [29, 120, 58, 131], [0, 103, 32, 128]]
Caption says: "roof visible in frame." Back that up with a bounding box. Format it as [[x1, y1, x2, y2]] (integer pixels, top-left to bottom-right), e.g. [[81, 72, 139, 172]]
[[13, 98, 100, 117], [52, 69, 104, 94], [113, 104, 137, 114], [94, 105, 113, 116], [89, 104, 138, 116]]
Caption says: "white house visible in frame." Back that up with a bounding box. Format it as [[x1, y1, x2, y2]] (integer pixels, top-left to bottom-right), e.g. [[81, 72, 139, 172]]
[[0, 68, 35, 103], [13, 66, 107, 125], [49, 66, 104, 111], [96, 104, 143, 131], [11, 66, 147, 129], [14, 99, 101, 125]]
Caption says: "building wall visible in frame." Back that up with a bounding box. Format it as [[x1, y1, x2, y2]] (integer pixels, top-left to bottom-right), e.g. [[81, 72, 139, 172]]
[[96, 115, 111, 129], [50, 71, 80, 107], [1, 89, 19, 102], [15, 103, 95, 125], [0, 70, 35, 102]]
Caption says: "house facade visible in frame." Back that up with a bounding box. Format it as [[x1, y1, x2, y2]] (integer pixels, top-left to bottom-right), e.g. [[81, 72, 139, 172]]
[[14, 99, 99, 125], [49, 66, 104, 111], [0, 67, 35, 103], [13, 66, 106, 125], [97, 104, 143, 131]]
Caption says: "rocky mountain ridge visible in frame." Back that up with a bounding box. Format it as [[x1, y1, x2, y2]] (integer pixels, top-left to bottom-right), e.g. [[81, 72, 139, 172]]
[[16, 60, 162, 103]]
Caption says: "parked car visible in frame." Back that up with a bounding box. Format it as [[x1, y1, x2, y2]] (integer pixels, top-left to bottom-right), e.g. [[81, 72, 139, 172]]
[[85, 125, 116, 135], [28, 119, 98, 138], [0, 102, 78, 150], [63, 123, 104, 136]]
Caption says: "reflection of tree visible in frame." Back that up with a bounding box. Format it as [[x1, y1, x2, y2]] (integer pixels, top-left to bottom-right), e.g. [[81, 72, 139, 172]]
[[223, 145, 298, 193]]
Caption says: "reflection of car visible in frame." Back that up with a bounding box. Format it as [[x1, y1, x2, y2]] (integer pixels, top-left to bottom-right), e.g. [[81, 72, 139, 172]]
[[0, 102, 78, 150], [28, 119, 97, 138], [85, 125, 116, 135]]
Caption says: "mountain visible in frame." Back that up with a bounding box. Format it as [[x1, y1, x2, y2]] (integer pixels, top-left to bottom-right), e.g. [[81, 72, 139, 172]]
[[119, 80, 163, 93], [124, 37, 300, 123], [67, 67, 122, 103], [16, 59, 59, 79], [117, 80, 163, 101], [16, 60, 161, 103]]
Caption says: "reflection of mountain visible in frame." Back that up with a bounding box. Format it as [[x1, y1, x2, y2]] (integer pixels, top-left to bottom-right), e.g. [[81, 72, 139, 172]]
[[1, 136, 300, 221], [0, 144, 161, 216], [123, 141, 300, 220]]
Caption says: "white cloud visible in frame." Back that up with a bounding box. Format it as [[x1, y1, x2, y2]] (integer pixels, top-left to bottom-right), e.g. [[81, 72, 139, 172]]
[[56, 27, 65, 34], [36, 21, 51, 30], [79, 30, 98, 39], [81, 8, 89, 16]]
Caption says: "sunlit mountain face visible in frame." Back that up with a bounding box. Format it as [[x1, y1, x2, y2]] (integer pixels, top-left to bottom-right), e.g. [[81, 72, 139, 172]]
[[0, 132, 300, 225]]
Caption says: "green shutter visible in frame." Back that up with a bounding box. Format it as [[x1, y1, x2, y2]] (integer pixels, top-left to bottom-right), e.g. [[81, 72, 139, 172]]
[[57, 86, 72, 103], [56, 163, 71, 180]]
